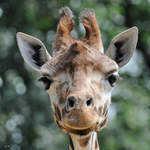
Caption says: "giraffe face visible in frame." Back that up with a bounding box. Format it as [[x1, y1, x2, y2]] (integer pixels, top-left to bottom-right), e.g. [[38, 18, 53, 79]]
[[16, 7, 138, 136], [40, 45, 119, 134]]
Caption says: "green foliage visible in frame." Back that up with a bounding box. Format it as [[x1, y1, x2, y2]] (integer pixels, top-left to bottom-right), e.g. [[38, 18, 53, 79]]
[[0, 0, 150, 150]]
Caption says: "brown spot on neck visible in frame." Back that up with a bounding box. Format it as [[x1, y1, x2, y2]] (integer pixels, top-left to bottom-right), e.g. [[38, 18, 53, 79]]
[[95, 139, 99, 149], [69, 135, 74, 150], [79, 136, 90, 147]]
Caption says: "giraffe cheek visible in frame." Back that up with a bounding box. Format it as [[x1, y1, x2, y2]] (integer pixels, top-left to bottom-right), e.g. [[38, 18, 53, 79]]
[[53, 103, 62, 121], [96, 100, 110, 131]]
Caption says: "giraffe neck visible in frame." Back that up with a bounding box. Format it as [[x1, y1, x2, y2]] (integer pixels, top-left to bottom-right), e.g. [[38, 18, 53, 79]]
[[69, 132, 100, 150]]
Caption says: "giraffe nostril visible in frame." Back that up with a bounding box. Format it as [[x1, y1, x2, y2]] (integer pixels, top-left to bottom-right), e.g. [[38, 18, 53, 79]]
[[86, 98, 93, 106], [67, 96, 76, 108]]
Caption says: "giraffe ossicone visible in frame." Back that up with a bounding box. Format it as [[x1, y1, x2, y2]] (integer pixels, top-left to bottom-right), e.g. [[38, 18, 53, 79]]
[[16, 7, 138, 150]]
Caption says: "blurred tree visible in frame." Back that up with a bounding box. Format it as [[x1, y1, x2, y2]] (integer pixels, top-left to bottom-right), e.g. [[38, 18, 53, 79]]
[[0, 0, 150, 150]]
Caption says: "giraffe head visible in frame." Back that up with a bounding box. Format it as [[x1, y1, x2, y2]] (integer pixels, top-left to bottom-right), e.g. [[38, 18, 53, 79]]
[[16, 7, 138, 136]]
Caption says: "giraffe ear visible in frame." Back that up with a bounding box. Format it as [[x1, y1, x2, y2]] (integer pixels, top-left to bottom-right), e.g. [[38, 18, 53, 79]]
[[106, 27, 138, 68], [16, 32, 51, 71]]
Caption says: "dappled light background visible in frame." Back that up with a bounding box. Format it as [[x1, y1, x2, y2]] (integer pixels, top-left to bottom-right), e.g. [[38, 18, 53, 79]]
[[0, 0, 150, 150]]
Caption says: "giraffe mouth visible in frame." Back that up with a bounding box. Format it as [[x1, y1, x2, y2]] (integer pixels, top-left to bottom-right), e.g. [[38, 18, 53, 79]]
[[63, 122, 96, 130], [63, 122, 97, 135]]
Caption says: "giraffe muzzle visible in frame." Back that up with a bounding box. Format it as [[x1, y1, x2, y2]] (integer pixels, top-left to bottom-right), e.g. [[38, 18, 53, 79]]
[[62, 105, 99, 130]]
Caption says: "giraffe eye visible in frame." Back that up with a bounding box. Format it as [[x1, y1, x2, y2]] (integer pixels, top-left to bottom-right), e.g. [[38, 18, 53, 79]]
[[107, 74, 119, 87], [38, 76, 53, 90]]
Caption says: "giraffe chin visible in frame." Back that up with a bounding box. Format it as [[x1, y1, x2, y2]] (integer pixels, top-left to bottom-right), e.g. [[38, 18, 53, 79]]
[[63, 122, 97, 136]]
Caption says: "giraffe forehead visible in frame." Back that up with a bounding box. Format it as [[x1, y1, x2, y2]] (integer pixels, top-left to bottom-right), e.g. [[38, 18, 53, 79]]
[[50, 55, 118, 84], [71, 50, 119, 76], [41, 45, 118, 77]]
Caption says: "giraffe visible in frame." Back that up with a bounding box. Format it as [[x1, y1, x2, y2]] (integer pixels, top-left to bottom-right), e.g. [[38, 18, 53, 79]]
[[16, 7, 138, 150]]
